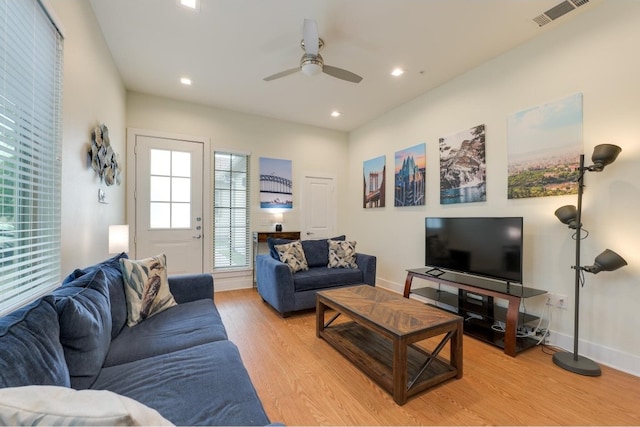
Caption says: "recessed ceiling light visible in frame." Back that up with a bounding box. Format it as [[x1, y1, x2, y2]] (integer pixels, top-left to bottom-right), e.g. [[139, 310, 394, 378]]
[[331, 111, 341, 118], [180, 77, 192, 86], [178, 0, 199, 11], [391, 68, 405, 77]]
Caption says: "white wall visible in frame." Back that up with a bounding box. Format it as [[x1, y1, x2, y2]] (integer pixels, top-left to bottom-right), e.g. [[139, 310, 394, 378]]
[[126, 92, 349, 289], [347, 1, 640, 375], [51, 0, 127, 276]]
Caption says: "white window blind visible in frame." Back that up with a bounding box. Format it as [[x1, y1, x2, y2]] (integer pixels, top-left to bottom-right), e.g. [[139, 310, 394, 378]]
[[214, 152, 250, 269], [0, 0, 63, 315]]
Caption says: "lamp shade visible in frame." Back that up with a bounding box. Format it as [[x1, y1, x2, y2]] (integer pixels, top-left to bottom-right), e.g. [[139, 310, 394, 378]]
[[583, 249, 627, 274], [108, 224, 129, 254], [555, 205, 580, 229], [590, 144, 621, 172]]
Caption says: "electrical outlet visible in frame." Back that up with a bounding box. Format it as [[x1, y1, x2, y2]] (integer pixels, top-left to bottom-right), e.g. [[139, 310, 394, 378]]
[[546, 293, 568, 309], [555, 294, 568, 309]]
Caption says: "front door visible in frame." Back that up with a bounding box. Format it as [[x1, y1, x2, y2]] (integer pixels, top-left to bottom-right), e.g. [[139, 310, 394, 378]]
[[302, 174, 337, 240], [133, 134, 204, 274]]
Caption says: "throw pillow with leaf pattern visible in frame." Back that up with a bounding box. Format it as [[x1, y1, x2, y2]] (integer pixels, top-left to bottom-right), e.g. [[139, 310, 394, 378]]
[[328, 240, 358, 269], [119, 253, 177, 326], [274, 240, 309, 273]]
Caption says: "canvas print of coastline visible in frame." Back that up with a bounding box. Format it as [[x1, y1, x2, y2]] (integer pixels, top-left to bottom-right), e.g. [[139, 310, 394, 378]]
[[363, 155, 385, 208], [259, 157, 293, 208], [395, 143, 425, 206], [439, 124, 486, 204], [507, 93, 582, 199]]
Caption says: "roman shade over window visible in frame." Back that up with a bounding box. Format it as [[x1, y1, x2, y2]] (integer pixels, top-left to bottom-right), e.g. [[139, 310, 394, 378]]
[[213, 152, 250, 269], [0, 0, 64, 315]]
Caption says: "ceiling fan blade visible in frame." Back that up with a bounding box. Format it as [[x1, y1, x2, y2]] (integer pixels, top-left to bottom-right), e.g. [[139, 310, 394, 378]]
[[263, 67, 300, 82], [322, 65, 363, 83], [303, 19, 319, 55]]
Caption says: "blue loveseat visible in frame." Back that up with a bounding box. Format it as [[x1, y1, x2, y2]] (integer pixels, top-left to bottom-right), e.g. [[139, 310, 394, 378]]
[[256, 237, 376, 316], [0, 254, 270, 426]]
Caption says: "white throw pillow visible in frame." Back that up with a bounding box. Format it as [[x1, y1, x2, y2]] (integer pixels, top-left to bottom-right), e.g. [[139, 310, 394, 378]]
[[328, 240, 358, 268], [274, 240, 309, 273], [119, 253, 177, 327], [0, 385, 173, 426]]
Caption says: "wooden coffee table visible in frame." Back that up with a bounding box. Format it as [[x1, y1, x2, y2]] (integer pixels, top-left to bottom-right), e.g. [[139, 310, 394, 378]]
[[316, 285, 463, 405]]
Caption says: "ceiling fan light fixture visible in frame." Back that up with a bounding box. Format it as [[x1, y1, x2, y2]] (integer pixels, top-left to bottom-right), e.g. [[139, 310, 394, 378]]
[[391, 68, 405, 77], [301, 62, 322, 76], [331, 111, 341, 117]]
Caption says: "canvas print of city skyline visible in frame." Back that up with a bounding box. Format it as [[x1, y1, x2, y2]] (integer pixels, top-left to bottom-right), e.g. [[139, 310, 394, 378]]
[[394, 143, 426, 206], [507, 93, 582, 199], [363, 155, 385, 208], [259, 157, 293, 209], [439, 124, 487, 204]]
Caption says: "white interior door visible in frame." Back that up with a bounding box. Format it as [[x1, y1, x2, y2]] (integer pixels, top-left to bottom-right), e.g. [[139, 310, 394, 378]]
[[302, 174, 337, 240], [134, 135, 204, 274]]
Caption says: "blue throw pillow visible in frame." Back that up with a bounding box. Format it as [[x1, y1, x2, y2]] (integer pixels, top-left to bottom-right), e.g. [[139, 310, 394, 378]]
[[62, 252, 128, 339], [300, 235, 346, 267], [53, 269, 112, 389], [0, 296, 70, 388]]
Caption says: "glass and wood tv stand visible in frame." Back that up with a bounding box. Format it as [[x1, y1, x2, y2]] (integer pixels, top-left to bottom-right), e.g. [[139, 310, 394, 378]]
[[404, 268, 547, 357]]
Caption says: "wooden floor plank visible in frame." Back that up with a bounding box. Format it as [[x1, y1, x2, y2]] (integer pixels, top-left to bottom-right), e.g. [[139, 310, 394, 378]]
[[215, 289, 640, 426]]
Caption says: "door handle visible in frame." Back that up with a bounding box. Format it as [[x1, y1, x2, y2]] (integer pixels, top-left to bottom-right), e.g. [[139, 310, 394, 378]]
[[192, 234, 202, 239]]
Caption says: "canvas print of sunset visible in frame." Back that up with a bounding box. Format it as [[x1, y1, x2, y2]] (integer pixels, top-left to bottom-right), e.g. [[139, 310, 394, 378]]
[[507, 93, 582, 199], [394, 143, 425, 207]]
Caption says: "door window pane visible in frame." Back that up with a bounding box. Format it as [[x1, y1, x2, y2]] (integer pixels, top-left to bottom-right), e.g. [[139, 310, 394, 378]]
[[149, 150, 191, 229], [150, 202, 171, 228], [150, 149, 170, 175], [171, 203, 191, 228], [172, 151, 191, 177]]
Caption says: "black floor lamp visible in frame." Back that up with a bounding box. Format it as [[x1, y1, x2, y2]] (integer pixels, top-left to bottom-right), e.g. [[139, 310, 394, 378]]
[[553, 144, 627, 376]]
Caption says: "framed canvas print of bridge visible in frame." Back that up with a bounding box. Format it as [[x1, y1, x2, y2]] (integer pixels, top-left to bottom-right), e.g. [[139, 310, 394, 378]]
[[260, 157, 293, 209], [363, 155, 385, 208]]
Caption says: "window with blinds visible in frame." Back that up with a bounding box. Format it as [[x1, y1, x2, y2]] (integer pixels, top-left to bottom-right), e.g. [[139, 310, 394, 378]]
[[0, 0, 63, 315], [213, 152, 250, 269]]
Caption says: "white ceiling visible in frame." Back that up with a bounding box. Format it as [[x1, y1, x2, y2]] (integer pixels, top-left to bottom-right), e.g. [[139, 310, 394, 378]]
[[88, 0, 599, 132]]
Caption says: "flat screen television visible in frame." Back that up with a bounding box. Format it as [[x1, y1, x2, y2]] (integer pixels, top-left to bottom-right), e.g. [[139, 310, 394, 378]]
[[425, 217, 523, 284]]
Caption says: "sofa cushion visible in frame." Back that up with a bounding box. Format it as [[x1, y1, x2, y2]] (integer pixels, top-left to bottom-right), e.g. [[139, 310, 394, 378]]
[[52, 269, 112, 390], [293, 266, 364, 292], [0, 386, 172, 426], [103, 299, 228, 367], [120, 253, 177, 327], [0, 296, 70, 388], [62, 252, 129, 339], [275, 240, 309, 273], [328, 240, 358, 268], [300, 235, 346, 267], [92, 340, 271, 426]]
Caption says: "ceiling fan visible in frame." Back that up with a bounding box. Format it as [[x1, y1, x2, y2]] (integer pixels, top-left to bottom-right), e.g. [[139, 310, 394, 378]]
[[263, 19, 363, 84]]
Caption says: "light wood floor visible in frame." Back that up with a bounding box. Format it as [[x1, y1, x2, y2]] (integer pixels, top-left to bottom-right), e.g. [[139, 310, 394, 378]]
[[215, 289, 640, 426]]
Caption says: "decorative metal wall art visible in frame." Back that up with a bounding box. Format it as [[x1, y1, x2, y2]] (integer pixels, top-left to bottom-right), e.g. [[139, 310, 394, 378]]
[[90, 124, 121, 186]]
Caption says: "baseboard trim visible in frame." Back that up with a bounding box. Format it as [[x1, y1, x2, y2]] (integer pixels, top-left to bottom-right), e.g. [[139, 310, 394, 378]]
[[376, 277, 640, 378]]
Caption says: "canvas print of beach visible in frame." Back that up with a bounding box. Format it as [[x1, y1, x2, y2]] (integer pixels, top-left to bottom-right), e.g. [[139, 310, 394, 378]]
[[507, 93, 582, 199], [439, 124, 486, 204]]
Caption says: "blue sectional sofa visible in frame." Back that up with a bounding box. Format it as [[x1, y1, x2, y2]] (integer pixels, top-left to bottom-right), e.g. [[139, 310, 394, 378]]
[[0, 254, 270, 426], [256, 237, 376, 316]]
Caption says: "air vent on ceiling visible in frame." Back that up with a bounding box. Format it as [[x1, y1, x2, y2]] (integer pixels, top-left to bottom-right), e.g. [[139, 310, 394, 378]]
[[533, 0, 589, 27]]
